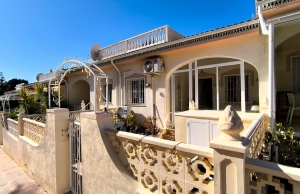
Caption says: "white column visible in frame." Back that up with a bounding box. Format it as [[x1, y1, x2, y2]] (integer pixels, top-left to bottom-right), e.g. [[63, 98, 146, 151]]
[[269, 23, 275, 129], [216, 65, 219, 111], [171, 74, 175, 124], [195, 60, 198, 109], [189, 62, 193, 102], [240, 61, 246, 112]]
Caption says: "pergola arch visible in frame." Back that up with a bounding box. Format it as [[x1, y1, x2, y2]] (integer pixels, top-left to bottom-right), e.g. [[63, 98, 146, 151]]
[[48, 58, 108, 113]]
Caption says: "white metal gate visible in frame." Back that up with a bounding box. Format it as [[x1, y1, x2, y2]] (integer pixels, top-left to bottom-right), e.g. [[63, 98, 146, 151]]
[[69, 119, 82, 194]]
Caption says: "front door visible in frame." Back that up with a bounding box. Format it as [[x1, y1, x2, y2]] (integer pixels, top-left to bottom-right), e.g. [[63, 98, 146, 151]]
[[198, 78, 213, 110]]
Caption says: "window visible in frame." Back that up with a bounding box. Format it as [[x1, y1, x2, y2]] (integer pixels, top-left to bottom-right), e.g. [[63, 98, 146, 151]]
[[292, 56, 300, 92], [225, 75, 249, 102], [126, 78, 145, 104], [103, 83, 112, 103]]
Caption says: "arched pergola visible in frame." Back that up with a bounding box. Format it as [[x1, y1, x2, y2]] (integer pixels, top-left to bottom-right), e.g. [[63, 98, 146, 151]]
[[48, 58, 108, 113]]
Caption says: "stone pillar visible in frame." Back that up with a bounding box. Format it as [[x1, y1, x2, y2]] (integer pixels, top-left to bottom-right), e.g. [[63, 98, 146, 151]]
[[17, 107, 27, 136], [46, 108, 70, 194], [209, 105, 246, 194]]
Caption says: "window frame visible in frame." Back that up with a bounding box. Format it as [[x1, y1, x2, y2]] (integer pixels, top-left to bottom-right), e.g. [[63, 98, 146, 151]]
[[102, 83, 112, 103], [225, 74, 249, 103], [126, 77, 146, 105]]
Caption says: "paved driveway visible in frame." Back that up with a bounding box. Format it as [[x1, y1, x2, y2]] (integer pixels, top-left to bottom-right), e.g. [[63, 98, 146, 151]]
[[0, 147, 47, 194]]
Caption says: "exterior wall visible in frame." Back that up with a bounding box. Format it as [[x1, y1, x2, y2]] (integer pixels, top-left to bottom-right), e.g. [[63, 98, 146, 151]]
[[174, 110, 260, 143], [67, 74, 94, 108], [1, 109, 70, 194], [98, 31, 269, 129], [80, 112, 139, 194]]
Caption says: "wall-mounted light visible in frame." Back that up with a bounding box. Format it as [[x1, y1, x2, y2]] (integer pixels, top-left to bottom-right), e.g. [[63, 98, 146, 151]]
[[145, 83, 151, 88]]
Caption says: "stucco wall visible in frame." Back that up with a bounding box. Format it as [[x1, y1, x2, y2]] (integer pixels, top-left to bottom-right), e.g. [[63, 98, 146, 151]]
[[80, 112, 141, 194], [1, 109, 70, 194], [174, 110, 259, 143], [95, 31, 268, 129]]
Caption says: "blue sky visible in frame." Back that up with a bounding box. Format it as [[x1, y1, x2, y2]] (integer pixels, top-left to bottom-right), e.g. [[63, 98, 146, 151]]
[[0, 0, 256, 83]]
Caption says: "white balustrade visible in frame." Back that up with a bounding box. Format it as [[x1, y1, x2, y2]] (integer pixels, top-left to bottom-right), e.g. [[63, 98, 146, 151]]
[[246, 157, 300, 194], [27, 114, 46, 124], [106, 129, 214, 193], [7, 118, 18, 138], [100, 26, 183, 60], [23, 118, 45, 144], [242, 113, 266, 159]]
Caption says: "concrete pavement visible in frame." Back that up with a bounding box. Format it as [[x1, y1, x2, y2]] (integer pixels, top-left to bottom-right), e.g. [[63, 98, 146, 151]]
[[0, 147, 47, 194]]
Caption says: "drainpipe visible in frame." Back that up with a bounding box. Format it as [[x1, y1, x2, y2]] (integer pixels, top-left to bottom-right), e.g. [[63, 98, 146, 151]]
[[111, 60, 122, 106], [258, 5, 275, 130]]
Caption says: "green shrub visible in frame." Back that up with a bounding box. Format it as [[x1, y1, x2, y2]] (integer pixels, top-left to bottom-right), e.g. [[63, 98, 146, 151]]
[[265, 123, 300, 167]]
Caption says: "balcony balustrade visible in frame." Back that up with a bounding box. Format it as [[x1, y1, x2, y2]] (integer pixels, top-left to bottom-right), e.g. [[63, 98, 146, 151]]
[[99, 26, 183, 60]]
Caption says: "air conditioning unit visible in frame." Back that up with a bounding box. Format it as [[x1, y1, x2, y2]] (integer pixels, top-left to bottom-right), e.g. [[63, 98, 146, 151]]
[[143, 58, 164, 75], [116, 106, 128, 118]]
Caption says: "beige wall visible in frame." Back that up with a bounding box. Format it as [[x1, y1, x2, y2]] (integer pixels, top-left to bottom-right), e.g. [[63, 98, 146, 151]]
[[97, 31, 269, 129], [80, 112, 140, 194], [1, 109, 70, 194]]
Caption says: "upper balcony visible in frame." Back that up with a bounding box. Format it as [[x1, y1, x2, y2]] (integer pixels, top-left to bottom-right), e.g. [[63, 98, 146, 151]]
[[99, 25, 183, 60], [256, 0, 300, 19]]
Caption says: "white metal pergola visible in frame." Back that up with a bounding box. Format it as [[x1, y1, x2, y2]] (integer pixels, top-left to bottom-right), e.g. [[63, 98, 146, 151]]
[[0, 93, 19, 112], [48, 58, 109, 113]]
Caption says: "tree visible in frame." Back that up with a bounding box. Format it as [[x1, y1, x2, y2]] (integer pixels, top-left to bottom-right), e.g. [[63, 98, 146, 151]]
[[0, 72, 5, 95], [4, 78, 28, 92]]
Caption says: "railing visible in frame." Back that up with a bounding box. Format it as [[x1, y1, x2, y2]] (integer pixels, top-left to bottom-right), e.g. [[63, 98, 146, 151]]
[[246, 157, 300, 193], [256, 0, 296, 10], [27, 114, 46, 124], [7, 118, 19, 138], [100, 26, 183, 60], [106, 129, 214, 193], [242, 113, 266, 159], [23, 118, 46, 144], [69, 111, 82, 122], [85, 102, 94, 111]]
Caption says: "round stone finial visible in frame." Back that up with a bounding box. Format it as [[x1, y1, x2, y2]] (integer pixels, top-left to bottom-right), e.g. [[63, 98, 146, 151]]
[[218, 105, 244, 141]]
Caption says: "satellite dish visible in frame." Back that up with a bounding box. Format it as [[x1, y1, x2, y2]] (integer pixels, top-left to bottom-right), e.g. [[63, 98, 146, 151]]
[[144, 60, 153, 72], [90, 43, 102, 61], [36, 73, 43, 81]]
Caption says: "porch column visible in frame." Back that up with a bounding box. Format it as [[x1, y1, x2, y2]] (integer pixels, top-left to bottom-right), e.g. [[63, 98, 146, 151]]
[[195, 60, 199, 109], [240, 61, 246, 112], [189, 62, 193, 103]]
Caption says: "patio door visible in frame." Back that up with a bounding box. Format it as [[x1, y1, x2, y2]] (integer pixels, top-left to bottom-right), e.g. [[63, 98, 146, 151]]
[[171, 74, 183, 123]]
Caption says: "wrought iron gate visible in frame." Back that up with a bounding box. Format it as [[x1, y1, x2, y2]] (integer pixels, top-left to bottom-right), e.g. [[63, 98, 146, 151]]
[[69, 119, 82, 194]]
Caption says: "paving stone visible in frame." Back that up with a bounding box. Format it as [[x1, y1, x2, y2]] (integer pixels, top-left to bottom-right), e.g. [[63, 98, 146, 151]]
[[0, 148, 47, 194]]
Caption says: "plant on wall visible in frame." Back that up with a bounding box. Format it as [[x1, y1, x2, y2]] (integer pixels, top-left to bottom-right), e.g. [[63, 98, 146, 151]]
[[117, 111, 160, 136], [264, 123, 300, 168], [143, 116, 159, 136]]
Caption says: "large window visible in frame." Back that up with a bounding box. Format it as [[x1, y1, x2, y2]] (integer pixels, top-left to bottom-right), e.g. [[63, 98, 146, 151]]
[[103, 83, 112, 103], [225, 75, 249, 102], [292, 56, 300, 92], [126, 78, 145, 104]]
